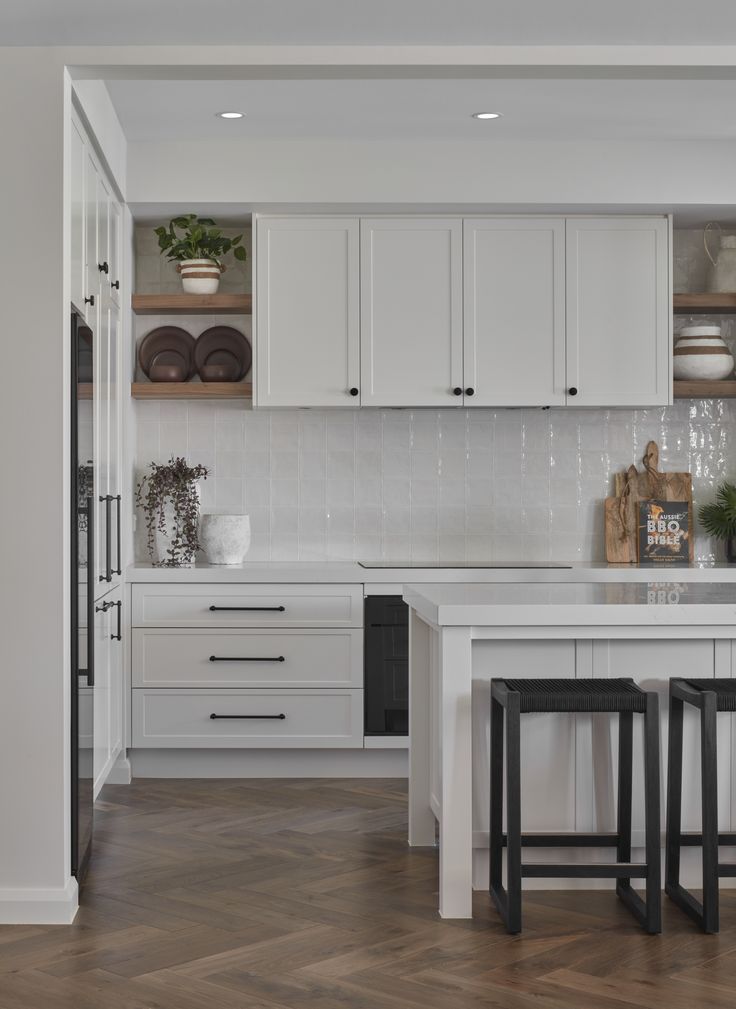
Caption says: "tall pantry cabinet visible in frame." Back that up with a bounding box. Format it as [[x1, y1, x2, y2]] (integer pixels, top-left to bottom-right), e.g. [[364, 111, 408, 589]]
[[70, 108, 124, 796]]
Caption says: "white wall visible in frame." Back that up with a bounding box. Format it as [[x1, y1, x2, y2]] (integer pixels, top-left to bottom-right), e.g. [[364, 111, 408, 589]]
[[0, 51, 75, 922], [127, 137, 736, 206]]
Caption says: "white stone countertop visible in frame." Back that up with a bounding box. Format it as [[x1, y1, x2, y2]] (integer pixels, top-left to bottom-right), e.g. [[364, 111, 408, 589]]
[[403, 581, 736, 627], [126, 560, 736, 585]]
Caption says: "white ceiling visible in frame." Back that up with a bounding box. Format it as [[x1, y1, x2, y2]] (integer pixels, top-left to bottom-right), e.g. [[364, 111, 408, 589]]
[[6, 0, 736, 45], [107, 77, 736, 142]]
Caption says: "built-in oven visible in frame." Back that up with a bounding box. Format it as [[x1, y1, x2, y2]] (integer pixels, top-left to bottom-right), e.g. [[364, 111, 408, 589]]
[[364, 596, 409, 736]]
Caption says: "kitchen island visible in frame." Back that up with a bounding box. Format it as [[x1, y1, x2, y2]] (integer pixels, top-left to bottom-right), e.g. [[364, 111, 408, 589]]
[[404, 581, 736, 918]]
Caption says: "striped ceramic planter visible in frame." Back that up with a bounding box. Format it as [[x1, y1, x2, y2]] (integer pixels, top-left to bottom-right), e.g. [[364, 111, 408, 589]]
[[673, 325, 734, 381], [177, 259, 223, 294]]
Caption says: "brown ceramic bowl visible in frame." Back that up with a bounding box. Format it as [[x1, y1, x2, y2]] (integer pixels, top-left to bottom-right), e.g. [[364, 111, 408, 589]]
[[148, 355, 189, 383], [194, 327, 252, 382], [138, 327, 196, 381], [199, 355, 241, 383]]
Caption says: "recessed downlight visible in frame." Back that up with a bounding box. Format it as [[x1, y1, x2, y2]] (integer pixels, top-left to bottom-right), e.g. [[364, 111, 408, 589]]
[[217, 111, 245, 119], [472, 112, 502, 120]]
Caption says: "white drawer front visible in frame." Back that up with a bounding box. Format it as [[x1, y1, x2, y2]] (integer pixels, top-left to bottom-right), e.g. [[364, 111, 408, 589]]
[[132, 628, 363, 688], [132, 583, 363, 628], [132, 689, 363, 748]]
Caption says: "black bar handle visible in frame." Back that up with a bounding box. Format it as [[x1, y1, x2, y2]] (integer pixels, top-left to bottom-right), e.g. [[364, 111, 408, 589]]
[[209, 713, 286, 720], [99, 495, 112, 583], [111, 280, 120, 290], [112, 600, 122, 642], [98, 261, 109, 275], [85, 489, 95, 687], [113, 494, 122, 576], [209, 605, 285, 612], [209, 655, 285, 663]]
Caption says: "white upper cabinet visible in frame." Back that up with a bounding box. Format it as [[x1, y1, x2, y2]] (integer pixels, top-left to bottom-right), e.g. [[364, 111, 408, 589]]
[[70, 117, 86, 315], [565, 217, 671, 407], [360, 218, 463, 407], [464, 218, 566, 407], [255, 217, 360, 407], [107, 197, 122, 306]]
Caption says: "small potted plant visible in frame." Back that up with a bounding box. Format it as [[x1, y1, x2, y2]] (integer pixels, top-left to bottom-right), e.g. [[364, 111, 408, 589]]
[[154, 214, 247, 294], [699, 481, 736, 562], [136, 456, 208, 567]]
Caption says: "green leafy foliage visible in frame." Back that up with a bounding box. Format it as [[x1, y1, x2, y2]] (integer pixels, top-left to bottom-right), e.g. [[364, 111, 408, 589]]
[[154, 214, 247, 268], [699, 481, 736, 540]]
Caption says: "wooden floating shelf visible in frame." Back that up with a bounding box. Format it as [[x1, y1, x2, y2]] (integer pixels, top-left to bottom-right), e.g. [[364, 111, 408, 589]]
[[132, 293, 252, 315], [131, 382, 252, 400], [673, 293, 736, 314], [674, 380, 736, 399]]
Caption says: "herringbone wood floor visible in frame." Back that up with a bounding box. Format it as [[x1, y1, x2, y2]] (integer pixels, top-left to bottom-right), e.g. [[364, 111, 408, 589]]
[[1, 779, 736, 1008]]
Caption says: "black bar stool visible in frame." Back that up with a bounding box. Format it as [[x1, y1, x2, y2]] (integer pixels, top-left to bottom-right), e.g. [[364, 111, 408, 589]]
[[490, 677, 661, 934], [666, 678, 736, 933]]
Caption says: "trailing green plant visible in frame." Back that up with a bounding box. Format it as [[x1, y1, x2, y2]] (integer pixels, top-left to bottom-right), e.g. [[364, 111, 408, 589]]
[[699, 481, 736, 540], [154, 214, 247, 268], [135, 456, 208, 567]]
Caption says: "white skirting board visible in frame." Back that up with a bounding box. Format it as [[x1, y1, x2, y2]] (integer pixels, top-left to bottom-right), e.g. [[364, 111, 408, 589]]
[[129, 748, 408, 778], [106, 752, 132, 785], [0, 877, 78, 925]]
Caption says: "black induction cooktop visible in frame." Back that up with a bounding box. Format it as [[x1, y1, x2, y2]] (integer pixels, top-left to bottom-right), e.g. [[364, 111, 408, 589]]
[[357, 561, 573, 569]]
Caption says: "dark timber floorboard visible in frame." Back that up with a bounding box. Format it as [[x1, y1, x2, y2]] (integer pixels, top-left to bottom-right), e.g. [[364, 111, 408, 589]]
[[1, 778, 735, 1008]]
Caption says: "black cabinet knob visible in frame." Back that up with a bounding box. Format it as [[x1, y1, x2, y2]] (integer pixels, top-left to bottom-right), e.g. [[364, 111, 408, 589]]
[[98, 261, 109, 274], [349, 387, 359, 397], [568, 387, 578, 397], [84, 294, 95, 306], [111, 280, 120, 290], [465, 387, 475, 397], [452, 387, 463, 396]]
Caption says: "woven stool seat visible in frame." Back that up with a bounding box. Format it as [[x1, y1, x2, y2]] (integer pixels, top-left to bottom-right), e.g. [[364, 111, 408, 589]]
[[683, 678, 736, 711], [502, 678, 647, 713]]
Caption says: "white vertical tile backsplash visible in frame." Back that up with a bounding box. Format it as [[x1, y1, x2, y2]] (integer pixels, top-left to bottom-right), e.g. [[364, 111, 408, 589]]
[[133, 401, 735, 564]]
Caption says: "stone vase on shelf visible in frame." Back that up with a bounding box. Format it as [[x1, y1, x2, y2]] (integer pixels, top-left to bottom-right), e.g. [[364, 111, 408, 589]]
[[673, 325, 735, 381], [200, 514, 251, 565]]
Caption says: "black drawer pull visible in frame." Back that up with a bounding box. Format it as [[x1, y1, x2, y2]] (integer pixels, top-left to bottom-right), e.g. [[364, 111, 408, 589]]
[[209, 655, 285, 663], [209, 713, 286, 720], [209, 605, 285, 612]]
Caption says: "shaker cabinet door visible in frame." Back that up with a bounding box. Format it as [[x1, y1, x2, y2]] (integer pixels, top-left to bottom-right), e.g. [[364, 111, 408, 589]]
[[463, 218, 566, 406], [565, 217, 671, 407], [360, 218, 463, 407], [255, 217, 360, 407], [70, 117, 86, 315]]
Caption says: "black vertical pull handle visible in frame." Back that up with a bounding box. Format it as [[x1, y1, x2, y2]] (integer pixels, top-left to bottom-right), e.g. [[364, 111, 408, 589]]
[[86, 489, 95, 687], [98, 262, 109, 275], [84, 294, 95, 307], [99, 495, 112, 583], [113, 495, 122, 576], [112, 600, 122, 642], [111, 280, 120, 290]]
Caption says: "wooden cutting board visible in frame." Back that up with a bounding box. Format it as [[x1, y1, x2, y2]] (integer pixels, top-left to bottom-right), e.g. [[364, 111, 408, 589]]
[[606, 441, 693, 563]]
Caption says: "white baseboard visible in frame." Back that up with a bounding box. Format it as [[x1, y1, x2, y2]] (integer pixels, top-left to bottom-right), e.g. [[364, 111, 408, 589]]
[[364, 736, 409, 749], [130, 748, 408, 778], [105, 752, 132, 785], [0, 877, 78, 924]]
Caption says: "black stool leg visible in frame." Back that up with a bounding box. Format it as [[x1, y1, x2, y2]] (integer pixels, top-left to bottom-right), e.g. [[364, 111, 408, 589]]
[[643, 692, 662, 934], [665, 690, 684, 896], [489, 693, 504, 903], [616, 710, 633, 897], [701, 691, 719, 934], [505, 691, 522, 934]]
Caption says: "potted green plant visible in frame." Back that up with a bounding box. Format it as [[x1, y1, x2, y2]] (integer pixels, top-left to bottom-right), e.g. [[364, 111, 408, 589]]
[[699, 481, 736, 562], [154, 214, 247, 294], [135, 456, 209, 567]]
